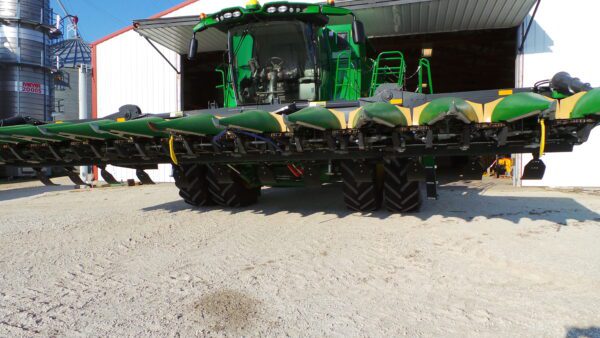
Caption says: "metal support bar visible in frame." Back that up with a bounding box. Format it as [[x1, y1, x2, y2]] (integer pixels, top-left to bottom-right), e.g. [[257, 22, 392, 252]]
[[136, 169, 155, 185], [88, 144, 103, 158], [518, 0, 541, 52], [64, 167, 88, 186], [34, 168, 57, 186], [7, 146, 27, 162], [98, 165, 120, 185], [143, 37, 180, 74], [134, 142, 149, 159], [424, 157, 438, 200], [48, 145, 63, 161], [181, 137, 196, 156]]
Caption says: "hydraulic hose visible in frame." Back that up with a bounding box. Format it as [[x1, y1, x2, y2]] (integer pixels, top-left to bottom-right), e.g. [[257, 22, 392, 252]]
[[169, 135, 179, 165], [234, 130, 283, 153], [539, 119, 546, 157]]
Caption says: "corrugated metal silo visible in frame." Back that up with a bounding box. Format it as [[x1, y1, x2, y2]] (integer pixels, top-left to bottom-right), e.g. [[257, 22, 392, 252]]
[[0, 0, 56, 122], [52, 37, 92, 121]]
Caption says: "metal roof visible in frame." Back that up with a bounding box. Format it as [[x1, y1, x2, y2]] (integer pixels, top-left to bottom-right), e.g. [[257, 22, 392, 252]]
[[134, 16, 226, 55], [134, 0, 537, 55], [51, 38, 92, 68], [335, 0, 537, 37]]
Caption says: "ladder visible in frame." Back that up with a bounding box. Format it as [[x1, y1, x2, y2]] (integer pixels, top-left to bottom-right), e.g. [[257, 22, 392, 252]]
[[417, 58, 434, 94], [369, 51, 406, 97], [333, 51, 359, 100]]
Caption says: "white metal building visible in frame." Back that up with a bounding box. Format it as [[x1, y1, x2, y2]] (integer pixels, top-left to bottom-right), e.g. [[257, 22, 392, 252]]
[[92, 0, 600, 187]]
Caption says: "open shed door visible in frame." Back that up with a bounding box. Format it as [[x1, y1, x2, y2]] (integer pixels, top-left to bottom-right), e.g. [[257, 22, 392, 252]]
[[132, 0, 538, 108], [133, 0, 538, 55]]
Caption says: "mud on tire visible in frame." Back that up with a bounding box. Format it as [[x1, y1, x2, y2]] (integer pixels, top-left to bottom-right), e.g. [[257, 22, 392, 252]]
[[172, 164, 213, 207], [383, 158, 421, 213], [341, 160, 382, 212], [206, 165, 259, 207]]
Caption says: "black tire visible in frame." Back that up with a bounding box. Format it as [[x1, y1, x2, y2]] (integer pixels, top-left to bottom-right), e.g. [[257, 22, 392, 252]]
[[383, 158, 422, 213], [340, 160, 382, 212], [172, 164, 213, 207], [206, 165, 259, 207]]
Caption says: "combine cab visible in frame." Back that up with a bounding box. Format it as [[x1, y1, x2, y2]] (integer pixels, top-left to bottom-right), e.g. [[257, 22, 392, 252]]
[[1, 1, 599, 212]]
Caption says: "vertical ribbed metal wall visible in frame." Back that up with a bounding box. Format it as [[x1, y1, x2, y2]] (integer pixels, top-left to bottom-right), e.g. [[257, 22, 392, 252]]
[[0, 0, 55, 121]]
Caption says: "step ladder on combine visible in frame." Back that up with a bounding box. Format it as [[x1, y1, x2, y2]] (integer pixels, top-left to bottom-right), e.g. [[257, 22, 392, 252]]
[[417, 58, 433, 94], [333, 50, 360, 100], [369, 51, 407, 96]]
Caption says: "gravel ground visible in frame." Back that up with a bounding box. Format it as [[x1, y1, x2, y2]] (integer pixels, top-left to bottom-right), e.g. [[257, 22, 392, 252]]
[[0, 177, 599, 337]]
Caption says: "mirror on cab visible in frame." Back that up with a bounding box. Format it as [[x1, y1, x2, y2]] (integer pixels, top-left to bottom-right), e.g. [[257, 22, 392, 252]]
[[188, 36, 198, 60], [352, 20, 366, 44]]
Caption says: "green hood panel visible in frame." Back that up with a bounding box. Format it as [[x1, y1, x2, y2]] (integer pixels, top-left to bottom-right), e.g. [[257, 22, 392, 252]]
[[99, 117, 168, 138], [217, 110, 282, 133], [419, 97, 478, 125], [571, 88, 600, 119], [355, 102, 408, 128], [287, 106, 342, 130], [491, 92, 551, 122], [151, 114, 223, 136]]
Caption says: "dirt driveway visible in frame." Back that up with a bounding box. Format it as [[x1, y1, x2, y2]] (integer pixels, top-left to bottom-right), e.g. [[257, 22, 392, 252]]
[[1, 178, 599, 337]]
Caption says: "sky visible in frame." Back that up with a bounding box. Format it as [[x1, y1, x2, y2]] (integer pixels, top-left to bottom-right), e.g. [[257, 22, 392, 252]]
[[50, 0, 187, 43]]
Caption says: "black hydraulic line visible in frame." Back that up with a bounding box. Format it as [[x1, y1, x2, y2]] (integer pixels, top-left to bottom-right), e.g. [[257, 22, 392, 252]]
[[143, 37, 180, 74], [518, 0, 541, 52]]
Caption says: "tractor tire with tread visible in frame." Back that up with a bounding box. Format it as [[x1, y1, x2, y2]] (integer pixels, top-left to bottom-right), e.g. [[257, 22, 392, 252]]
[[206, 165, 260, 207], [172, 164, 213, 207], [383, 158, 422, 213], [341, 160, 382, 212]]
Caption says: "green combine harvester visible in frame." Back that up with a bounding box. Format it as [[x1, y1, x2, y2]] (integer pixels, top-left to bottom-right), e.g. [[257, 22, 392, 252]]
[[1, 1, 599, 212]]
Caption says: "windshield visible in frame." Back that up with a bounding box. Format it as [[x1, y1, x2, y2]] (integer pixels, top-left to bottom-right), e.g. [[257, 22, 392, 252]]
[[229, 21, 317, 105]]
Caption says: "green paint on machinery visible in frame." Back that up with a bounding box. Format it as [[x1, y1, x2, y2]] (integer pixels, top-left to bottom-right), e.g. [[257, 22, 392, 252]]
[[216, 110, 284, 133], [151, 114, 223, 136], [417, 97, 479, 125], [488, 92, 553, 123], [1, 1, 599, 213], [286, 106, 343, 130], [41, 120, 121, 140], [571, 88, 600, 119], [353, 102, 409, 128], [98, 117, 168, 138]]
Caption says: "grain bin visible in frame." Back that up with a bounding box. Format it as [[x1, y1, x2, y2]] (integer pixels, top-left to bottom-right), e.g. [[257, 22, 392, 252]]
[[0, 0, 56, 122]]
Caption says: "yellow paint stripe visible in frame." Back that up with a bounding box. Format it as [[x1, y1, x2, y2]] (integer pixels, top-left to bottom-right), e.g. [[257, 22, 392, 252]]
[[116, 117, 126, 122], [269, 113, 288, 132], [482, 98, 503, 123], [466, 100, 484, 123], [412, 103, 428, 126], [556, 91, 587, 119], [389, 98, 403, 105], [329, 109, 347, 129], [498, 89, 513, 96], [347, 108, 361, 129], [399, 106, 412, 126]]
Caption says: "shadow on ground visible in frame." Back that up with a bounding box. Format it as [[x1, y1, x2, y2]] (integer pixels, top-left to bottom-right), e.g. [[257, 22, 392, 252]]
[[566, 327, 600, 338], [143, 182, 600, 225], [0, 183, 74, 202]]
